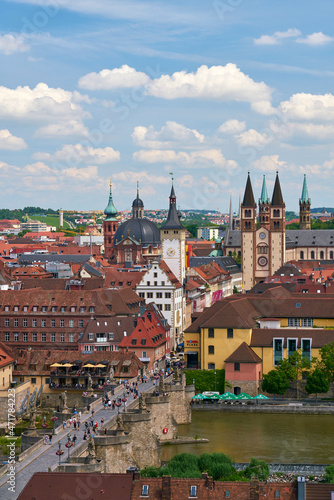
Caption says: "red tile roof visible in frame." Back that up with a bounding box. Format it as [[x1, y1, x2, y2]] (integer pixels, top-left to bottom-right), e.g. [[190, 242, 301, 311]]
[[225, 342, 262, 363], [160, 260, 182, 288]]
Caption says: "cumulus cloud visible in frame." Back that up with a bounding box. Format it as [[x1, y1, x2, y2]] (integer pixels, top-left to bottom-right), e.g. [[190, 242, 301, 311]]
[[254, 28, 301, 45], [218, 119, 246, 135], [296, 32, 334, 46], [278, 93, 334, 121], [35, 120, 90, 138], [33, 144, 120, 166], [0, 130, 27, 150], [0, 33, 29, 55], [146, 64, 272, 109], [132, 121, 204, 149], [269, 120, 334, 142], [252, 155, 289, 172], [133, 148, 238, 170], [236, 129, 272, 148], [113, 170, 170, 185], [78, 65, 150, 90]]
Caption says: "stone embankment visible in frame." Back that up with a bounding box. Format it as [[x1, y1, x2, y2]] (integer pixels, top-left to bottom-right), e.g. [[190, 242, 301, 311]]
[[191, 403, 334, 414], [235, 463, 329, 476]]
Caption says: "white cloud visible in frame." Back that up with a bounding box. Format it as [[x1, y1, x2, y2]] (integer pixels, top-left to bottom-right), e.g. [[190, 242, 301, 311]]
[[252, 155, 289, 172], [132, 121, 204, 149], [0, 130, 27, 150], [113, 170, 170, 185], [33, 144, 120, 166], [35, 120, 90, 138], [133, 148, 238, 170], [236, 129, 272, 148], [269, 120, 334, 141], [0, 84, 90, 129], [254, 28, 301, 45], [146, 64, 272, 111], [278, 93, 334, 121], [218, 119, 246, 135], [0, 33, 29, 55], [296, 32, 334, 46], [62, 165, 99, 181], [78, 65, 150, 90]]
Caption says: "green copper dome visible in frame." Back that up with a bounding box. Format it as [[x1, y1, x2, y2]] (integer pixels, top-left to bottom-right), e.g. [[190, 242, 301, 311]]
[[104, 184, 118, 221], [259, 175, 269, 204], [300, 174, 310, 204]]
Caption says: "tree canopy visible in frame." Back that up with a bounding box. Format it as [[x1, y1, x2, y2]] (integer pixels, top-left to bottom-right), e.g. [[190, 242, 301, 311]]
[[262, 370, 289, 396], [305, 369, 329, 396]]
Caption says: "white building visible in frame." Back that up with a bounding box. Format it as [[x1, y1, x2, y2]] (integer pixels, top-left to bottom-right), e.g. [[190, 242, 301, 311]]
[[197, 227, 219, 240]]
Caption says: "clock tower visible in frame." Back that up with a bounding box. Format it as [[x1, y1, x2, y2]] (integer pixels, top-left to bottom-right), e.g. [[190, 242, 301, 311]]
[[161, 181, 186, 285]]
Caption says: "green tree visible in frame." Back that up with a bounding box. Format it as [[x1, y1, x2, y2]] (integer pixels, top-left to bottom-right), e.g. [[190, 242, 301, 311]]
[[185, 369, 225, 394], [305, 369, 330, 399], [231, 251, 241, 265], [244, 458, 270, 481], [277, 351, 313, 399], [198, 452, 235, 480], [262, 370, 289, 396], [164, 453, 201, 478], [318, 342, 334, 382], [324, 465, 334, 483]]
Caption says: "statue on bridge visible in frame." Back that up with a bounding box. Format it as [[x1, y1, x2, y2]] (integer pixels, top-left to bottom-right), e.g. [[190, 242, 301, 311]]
[[87, 373, 93, 395], [61, 390, 70, 414], [116, 413, 125, 434]]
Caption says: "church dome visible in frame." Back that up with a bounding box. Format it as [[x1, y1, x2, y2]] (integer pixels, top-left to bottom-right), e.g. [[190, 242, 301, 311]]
[[132, 197, 144, 208], [114, 218, 161, 246]]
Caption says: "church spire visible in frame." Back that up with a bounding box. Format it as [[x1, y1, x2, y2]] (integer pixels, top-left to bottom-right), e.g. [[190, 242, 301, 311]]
[[300, 174, 310, 204], [259, 175, 269, 204], [104, 180, 118, 221], [229, 195, 233, 230], [132, 181, 144, 218], [162, 177, 184, 229], [242, 172, 256, 206], [271, 172, 284, 206]]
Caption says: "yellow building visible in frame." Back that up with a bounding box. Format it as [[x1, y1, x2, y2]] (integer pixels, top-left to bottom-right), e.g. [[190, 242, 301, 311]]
[[184, 287, 334, 374]]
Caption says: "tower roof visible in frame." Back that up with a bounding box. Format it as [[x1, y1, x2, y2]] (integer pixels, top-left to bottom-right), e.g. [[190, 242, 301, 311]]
[[161, 181, 184, 229], [300, 174, 310, 204], [242, 173, 256, 207], [271, 172, 284, 206], [104, 183, 118, 221], [132, 181, 144, 209], [259, 175, 270, 204]]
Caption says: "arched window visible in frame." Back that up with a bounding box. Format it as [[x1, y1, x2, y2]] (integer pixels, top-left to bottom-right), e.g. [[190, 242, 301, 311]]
[[274, 221, 280, 229], [108, 237, 111, 244], [108, 224, 111, 232], [311, 251, 315, 259], [245, 209, 251, 217], [113, 224, 116, 231], [320, 251, 324, 259], [330, 251, 333, 260], [300, 251, 304, 260]]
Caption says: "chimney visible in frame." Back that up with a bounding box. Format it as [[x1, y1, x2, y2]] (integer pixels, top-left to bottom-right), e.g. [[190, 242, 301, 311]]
[[147, 312, 152, 322], [250, 478, 260, 500], [297, 477, 305, 500], [202, 473, 213, 490], [162, 476, 172, 500]]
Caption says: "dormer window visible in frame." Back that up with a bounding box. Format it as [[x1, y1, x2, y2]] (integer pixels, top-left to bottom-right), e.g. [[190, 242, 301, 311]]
[[4, 306, 10, 312], [70, 306, 76, 312], [33, 306, 38, 312], [190, 485, 197, 498], [42, 306, 47, 312], [141, 485, 149, 497], [14, 306, 19, 312]]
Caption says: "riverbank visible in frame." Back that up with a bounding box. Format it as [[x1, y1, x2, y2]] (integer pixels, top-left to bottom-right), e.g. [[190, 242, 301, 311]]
[[191, 403, 334, 414], [161, 437, 209, 445]]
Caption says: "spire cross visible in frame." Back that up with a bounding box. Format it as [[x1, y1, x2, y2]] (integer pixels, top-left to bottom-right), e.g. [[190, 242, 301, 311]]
[[137, 181, 139, 198]]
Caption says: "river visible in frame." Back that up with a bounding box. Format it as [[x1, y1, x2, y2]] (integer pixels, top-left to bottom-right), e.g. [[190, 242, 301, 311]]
[[161, 411, 334, 464]]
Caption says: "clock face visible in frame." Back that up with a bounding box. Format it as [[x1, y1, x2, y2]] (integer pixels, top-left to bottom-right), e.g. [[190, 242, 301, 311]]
[[167, 247, 176, 257], [259, 232, 266, 239], [258, 256, 268, 267]]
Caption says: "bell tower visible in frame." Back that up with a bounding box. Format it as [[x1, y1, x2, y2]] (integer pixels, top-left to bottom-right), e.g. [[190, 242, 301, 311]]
[[258, 175, 270, 230], [299, 174, 311, 230], [270, 172, 285, 274], [241, 172, 257, 291], [103, 181, 118, 260]]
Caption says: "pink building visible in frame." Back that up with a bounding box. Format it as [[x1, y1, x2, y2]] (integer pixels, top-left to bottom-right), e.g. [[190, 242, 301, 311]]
[[225, 342, 262, 397]]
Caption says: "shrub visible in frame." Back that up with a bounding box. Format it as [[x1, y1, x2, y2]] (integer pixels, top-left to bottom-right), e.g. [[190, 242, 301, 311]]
[[185, 369, 225, 394], [325, 465, 334, 483], [244, 458, 270, 481]]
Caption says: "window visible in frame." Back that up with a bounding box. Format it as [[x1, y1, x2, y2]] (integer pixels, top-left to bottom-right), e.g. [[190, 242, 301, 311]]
[[51, 319, 55, 327], [89, 307, 95, 313], [274, 338, 283, 366], [4, 306, 9, 312], [42, 306, 47, 312], [157, 304, 162, 311], [41, 319, 46, 327], [5, 319, 9, 327], [164, 304, 171, 311], [79, 319, 84, 328], [234, 362, 240, 371], [208, 345, 214, 355], [14, 333, 19, 342], [142, 351, 147, 358], [288, 339, 297, 358], [208, 363, 215, 370], [154, 281, 158, 286], [141, 338, 146, 345], [161, 281, 165, 286], [274, 492, 280, 498], [108, 333, 114, 340], [132, 338, 137, 345], [227, 328, 233, 338], [14, 306, 19, 312], [311, 251, 315, 259], [165, 292, 171, 298], [147, 292, 153, 298], [69, 333, 74, 342], [146, 281, 150, 286], [331, 251, 334, 260], [153, 272, 157, 278], [45, 378, 50, 384], [320, 251, 324, 259], [288, 318, 300, 327], [60, 334, 65, 342], [61, 306, 66, 313], [33, 306, 38, 312], [23, 306, 28, 312], [208, 328, 214, 338], [80, 306, 85, 313], [302, 339, 311, 361], [156, 292, 162, 298], [139, 292, 145, 298], [301, 318, 313, 327], [51, 306, 57, 312], [141, 485, 149, 497], [60, 319, 65, 327], [225, 492, 230, 498], [51, 333, 55, 342], [300, 251, 304, 260], [190, 486, 197, 498], [14, 319, 19, 327], [23, 319, 28, 327], [23, 333, 28, 342], [32, 319, 37, 327], [69, 319, 74, 328], [5, 333, 9, 341], [42, 333, 46, 342], [70, 306, 76, 312], [32, 333, 37, 342], [31, 378, 36, 384], [88, 333, 94, 341]]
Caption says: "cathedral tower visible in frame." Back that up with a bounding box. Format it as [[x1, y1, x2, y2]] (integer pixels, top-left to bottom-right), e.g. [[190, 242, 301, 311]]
[[240, 173, 257, 290], [258, 175, 270, 230], [160, 180, 186, 285], [299, 174, 311, 230], [270, 172, 285, 274], [103, 182, 118, 260]]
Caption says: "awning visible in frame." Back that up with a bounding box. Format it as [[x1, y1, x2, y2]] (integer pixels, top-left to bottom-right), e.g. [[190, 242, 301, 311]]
[[83, 363, 95, 368], [253, 394, 269, 400], [219, 392, 237, 400], [236, 392, 252, 400], [62, 363, 73, 368], [95, 364, 106, 368], [50, 363, 62, 368]]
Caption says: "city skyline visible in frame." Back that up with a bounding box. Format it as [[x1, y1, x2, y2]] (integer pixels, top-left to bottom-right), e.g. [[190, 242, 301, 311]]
[[1, 1, 334, 212]]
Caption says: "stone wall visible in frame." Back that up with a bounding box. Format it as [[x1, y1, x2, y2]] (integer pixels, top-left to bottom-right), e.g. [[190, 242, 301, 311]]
[[166, 384, 191, 424], [94, 434, 138, 473], [261, 381, 334, 399], [228, 379, 260, 397], [42, 391, 93, 409], [0, 381, 30, 423], [145, 396, 177, 442], [123, 411, 161, 468]]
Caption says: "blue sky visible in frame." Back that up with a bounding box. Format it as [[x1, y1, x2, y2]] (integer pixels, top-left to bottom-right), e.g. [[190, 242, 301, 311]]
[[1, 0, 334, 212]]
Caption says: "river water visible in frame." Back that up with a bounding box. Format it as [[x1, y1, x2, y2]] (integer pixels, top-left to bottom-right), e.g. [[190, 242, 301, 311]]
[[161, 411, 334, 464]]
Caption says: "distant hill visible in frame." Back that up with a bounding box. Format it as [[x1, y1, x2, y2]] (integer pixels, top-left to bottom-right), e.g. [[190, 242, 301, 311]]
[[311, 207, 334, 213]]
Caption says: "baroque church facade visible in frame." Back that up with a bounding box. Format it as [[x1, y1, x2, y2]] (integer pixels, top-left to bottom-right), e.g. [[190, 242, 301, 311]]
[[225, 172, 334, 291]]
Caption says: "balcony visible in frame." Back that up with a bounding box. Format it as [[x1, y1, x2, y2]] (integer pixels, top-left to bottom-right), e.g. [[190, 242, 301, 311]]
[[139, 357, 150, 363]]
